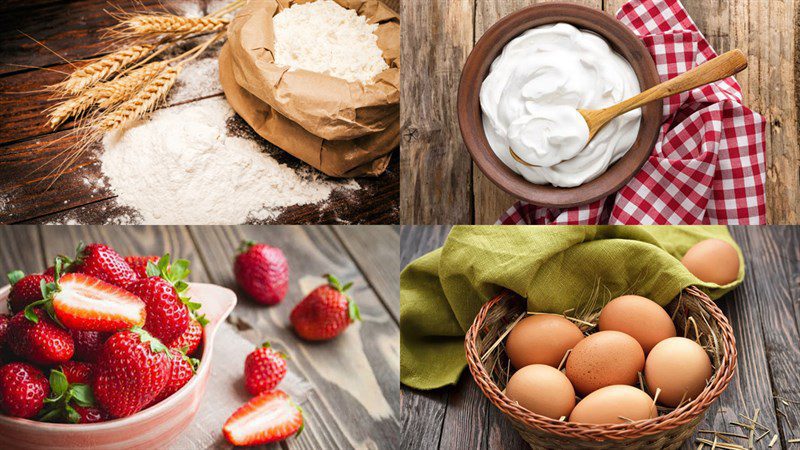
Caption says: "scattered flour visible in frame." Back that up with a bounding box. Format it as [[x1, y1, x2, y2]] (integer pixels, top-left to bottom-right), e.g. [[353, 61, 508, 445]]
[[273, 0, 389, 84], [170, 57, 221, 103], [100, 97, 358, 224]]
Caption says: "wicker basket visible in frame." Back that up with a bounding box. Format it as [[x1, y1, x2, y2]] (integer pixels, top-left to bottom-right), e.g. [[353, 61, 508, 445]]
[[465, 287, 737, 449]]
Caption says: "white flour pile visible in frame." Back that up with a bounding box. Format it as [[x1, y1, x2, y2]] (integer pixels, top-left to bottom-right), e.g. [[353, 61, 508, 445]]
[[100, 97, 358, 224], [273, 0, 389, 84]]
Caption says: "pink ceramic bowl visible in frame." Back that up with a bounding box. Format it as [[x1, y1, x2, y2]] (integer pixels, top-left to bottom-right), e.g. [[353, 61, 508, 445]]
[[0, 283, 237, 450]]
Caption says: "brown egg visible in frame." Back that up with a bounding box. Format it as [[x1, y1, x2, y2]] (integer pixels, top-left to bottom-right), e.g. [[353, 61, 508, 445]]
[[598, 295, 677, 354], [680, 239, 740, 285], [645, 337, 712, 407], [505, 364, 576, 420], [565, 331, 645, 396], [569, 385, 658, 424], [505, 315, 585, 369]]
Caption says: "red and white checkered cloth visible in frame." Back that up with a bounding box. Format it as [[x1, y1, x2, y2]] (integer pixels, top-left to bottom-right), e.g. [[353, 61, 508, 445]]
[[498, 0, 766, 225]]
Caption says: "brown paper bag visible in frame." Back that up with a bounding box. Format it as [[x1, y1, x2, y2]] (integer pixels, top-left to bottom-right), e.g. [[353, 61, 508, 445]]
[[219, 0, 400, 177]]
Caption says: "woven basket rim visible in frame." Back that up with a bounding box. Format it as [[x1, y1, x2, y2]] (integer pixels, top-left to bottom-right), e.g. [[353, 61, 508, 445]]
[[465, 287, 738, 442]]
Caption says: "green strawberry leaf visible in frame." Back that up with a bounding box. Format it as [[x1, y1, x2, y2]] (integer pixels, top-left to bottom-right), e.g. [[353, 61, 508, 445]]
[[38, 408, 63, 423], [145, 260, 160, 278], [131, 326, 170, 354], [348, 299, 361, 322], [70, 384, 95, 407], [7, 270, 24, 286], [342, 282, 354, 292], [187, 355, 200, 372], [193, 312, 209, 327], [65, 404, 81, 424], [23, 304, 40, 323], [50, 369, 69, 396]]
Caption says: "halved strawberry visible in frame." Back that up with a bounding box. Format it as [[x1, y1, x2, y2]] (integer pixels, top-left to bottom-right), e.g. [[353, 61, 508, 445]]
[[223, 390, 303, 446], [49, 273, 146, 332]]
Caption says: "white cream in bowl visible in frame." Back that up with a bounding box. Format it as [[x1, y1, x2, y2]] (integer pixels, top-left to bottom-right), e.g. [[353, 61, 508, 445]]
[[480, 23, 642, 188]]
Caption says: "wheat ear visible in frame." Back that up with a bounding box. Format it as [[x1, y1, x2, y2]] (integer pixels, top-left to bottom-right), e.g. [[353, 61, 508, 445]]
[[47, 61, 168, 129], [96, 65, 181, 131], [119, 15, 228, 35], [52, 44, 155, 95]]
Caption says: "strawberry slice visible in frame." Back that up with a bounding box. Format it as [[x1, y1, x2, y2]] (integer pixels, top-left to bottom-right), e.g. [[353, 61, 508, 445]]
[[223, 390, 303, 446], [51, 273, 146, 332]]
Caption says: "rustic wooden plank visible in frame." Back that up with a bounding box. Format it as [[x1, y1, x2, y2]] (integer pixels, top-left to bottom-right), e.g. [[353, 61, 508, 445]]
[[0, 226, 46, 277], [0, 0, 221, 77], [0, 115, 399, 225], [331, 225, 400, 323], [399, 225, 453, 449], [400, 0, 474, 224], [438, 376, 490, 450], [734, 226, 800, 449], [188, 225, 400, 449]]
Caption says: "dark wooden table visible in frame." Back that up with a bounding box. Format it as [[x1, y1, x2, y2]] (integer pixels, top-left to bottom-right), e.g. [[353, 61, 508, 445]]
[[0, 225, 400, 449], [0, 0, 399, 225], [400, 226, 800, 449]]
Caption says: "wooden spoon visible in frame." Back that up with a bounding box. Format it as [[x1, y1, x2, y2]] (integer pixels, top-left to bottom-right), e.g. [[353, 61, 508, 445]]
[[510, 49, 748, 167]]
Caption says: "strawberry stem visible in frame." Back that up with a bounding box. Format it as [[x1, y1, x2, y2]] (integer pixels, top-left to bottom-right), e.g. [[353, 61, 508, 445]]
[[237, 240, 257, 254]]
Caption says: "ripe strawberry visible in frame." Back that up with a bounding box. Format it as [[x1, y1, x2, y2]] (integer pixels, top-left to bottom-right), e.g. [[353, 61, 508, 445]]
[[39, 368, 99, 424], [7, 271, 54, 314], [70, 330, 110, 363], [8, 309, 74, 365], [223, 390, 303, 446], [0, 362, 49, 418], [61, 361, 94, 385], [150, 349, 197, 405], [124, 256, 159, 279], [127, 255, 196, 344], [234, 241, 289, 305], [74, 405, 107, 423], [290, 275, 361, 341], [244, 342, 287, 396], [44, 266, 56, 277], [71, 242, 139, 289], [46, 273, 146, 332], [93, 328, 171, 418], [168, 316, 203, 356]]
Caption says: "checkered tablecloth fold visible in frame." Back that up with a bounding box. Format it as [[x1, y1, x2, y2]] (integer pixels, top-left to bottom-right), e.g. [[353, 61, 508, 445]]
[[499, 0, 766, 225]]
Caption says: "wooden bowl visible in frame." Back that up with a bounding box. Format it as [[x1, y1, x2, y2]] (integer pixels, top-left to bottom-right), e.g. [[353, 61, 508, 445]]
[[0, 283, 237, 450], [458, 3, 662, 208]]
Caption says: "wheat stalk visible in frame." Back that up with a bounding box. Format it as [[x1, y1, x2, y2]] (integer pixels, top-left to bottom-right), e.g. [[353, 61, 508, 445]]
[[51, 44, 155, 95], [118, 14, 228, 35], [96, 65, 181, 131], [47, 61, 168, 128]]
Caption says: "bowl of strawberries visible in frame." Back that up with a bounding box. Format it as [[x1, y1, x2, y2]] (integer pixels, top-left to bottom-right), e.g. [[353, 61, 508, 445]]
[[0, 242, 237, 450]]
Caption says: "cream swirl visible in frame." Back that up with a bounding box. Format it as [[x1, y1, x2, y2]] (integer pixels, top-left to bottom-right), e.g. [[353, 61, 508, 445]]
[[480, 23, 642, 188]]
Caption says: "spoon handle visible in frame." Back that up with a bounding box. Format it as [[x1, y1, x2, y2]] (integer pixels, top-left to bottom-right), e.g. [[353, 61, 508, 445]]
[[602, 49, 747, 118]]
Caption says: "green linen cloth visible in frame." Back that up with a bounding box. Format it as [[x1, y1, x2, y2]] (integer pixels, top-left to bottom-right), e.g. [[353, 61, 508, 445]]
[[400, 226, 744, 390]]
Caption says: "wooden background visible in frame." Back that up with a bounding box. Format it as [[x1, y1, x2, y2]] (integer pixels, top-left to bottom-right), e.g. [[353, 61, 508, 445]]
[[0, 0, 400, 225], [400, 226, 800, 450], [400, 0, 799, 225], [0, 225, 400, 449]]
